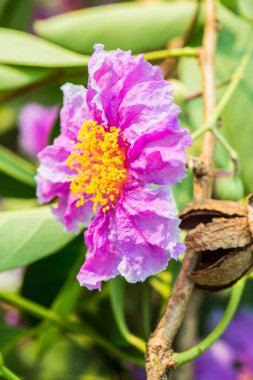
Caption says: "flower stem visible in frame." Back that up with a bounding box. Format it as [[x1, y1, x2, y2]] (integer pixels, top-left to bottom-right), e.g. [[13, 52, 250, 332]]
[[172, 277, 246, 368], [192, 52, 251, 141], [144, 47, 200, 61]]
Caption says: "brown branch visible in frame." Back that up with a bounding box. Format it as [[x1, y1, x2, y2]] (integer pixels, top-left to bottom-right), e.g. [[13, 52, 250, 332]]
[[171, 291, 203, 380], [146, 1, 217, 379]]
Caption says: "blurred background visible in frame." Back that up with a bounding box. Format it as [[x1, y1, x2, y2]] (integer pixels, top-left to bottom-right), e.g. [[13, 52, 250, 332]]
[[0, 0, 253, 379]]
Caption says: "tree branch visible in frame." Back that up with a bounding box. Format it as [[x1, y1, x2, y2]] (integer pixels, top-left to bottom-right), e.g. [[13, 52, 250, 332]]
[[146, 1, 217, 378]]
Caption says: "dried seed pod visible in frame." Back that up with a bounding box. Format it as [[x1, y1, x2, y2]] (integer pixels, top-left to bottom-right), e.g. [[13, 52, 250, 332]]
[[180, 199, 246, 230], [246, 193, 253, 237], [190, 246, 253, 291], [180, 197, 253, 291]]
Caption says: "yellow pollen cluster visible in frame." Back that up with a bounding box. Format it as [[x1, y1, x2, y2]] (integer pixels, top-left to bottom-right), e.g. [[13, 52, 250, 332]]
[[66, 121, 127, 213]]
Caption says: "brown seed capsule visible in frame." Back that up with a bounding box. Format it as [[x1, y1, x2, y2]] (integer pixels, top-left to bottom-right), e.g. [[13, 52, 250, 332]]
[[180, 196, 253, 291]]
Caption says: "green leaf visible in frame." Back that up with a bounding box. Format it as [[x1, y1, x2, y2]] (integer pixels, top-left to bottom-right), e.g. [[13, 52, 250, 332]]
[[0, 145, 36, 187], [109, 277, 146, 353], [238, 0, 253, 22], [0, 65, 52, 92], [0, 206, 75, 272], [0, 28, 89, 68], [34, 2, 197, 54]]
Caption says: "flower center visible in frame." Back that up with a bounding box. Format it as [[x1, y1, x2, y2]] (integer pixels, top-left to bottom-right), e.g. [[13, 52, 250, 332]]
[[66, 120, 127, 213]]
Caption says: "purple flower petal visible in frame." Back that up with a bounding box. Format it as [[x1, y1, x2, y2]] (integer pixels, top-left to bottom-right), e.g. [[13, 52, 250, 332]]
[[36, 133, 93, 232], [37, 134, 73, 183], [52, 195, 93, 233], [112, 183, 184, 282], [60, 83, 92, 139], [36, 45, 190, 288], [19, 103, 58, 157], [77, 211, 121, 290], [87, 44, 162, 127], [119, 81, 192, 185], [36, 176, 93, 233], [77, 183, 184, 289]]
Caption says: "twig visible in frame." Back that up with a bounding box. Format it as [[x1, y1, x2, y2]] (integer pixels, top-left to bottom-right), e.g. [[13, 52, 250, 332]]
[[144, 47, 200, 62], [146, 1, 217, 378], [191, 52, 251, 140], [186, 78, 230, 101]]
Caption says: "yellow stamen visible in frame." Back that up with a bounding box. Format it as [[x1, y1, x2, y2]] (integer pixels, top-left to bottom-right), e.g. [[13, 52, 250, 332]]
[[66, 121, 127, 213]]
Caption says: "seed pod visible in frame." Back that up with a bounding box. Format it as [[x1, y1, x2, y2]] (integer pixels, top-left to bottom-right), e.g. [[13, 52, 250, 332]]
[[180, 196, 253, 291]]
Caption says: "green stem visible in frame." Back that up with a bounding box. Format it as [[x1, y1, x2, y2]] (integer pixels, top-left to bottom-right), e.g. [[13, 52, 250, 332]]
[[0, 366, 22, 380], [192, 52, 251, 141], [0, 353, 21, 380], [0, 291, 144, 366], [144, 47, 200, 61], [109, 279, 146, 353], [173, 277, 246, 368], [212, 127, 239, 168]]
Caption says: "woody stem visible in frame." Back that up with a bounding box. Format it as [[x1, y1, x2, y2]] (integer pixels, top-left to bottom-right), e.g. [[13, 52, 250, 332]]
[[146, 1, 218, 379]]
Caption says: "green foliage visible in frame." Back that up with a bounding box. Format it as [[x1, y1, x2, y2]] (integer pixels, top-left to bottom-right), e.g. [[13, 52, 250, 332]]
[[0, 145, 36, 187], [0, 65, 51, 92], [0, 0, 253, 378], [238, 0, 253, 21], [0, 28, 89, 68], [0, 207, 75, 272], [34, 2, 197, 54]]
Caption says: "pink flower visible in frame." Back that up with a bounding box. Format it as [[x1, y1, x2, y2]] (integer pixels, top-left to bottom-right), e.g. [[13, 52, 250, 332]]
[[36, 44, 191, 290], [19, 104, 58, 158]]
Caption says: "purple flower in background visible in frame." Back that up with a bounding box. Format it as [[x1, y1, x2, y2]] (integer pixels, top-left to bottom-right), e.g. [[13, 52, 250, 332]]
[[19, 104, 58, 158], [0, 269, 24, 326], [36, 44, 191, 290], [195, 309, 253, 380], [34, 0, 83, 20]]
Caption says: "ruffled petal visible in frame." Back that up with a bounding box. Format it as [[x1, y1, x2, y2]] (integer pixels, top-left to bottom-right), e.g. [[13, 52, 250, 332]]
[[118, 80, 192, 185], [87, 44, 162, 127], [77, 210, 120, 290], [36, 175, 93, 233], [60, 83, 92, 139], [111, 183, 184, 282], [37, 134, 73, 183], [52, 195, 93, 233], [129, 127, 192, 185], [78, 183, 184, 289], [36, 131, 93, 232], [19, 103, 58, 158]]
